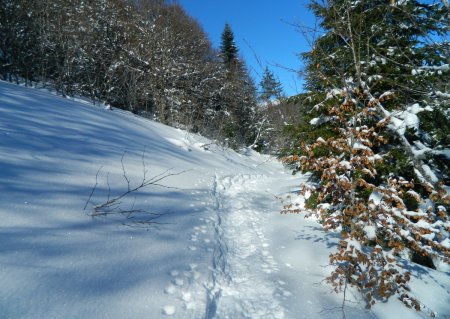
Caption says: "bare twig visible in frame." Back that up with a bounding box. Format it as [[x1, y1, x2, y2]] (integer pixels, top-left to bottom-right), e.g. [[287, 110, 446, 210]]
[[83, 166, 102, 211], [141, 146, 148, 184], [243, 38, 264, 78], [84, 150, 185, 228], [106, 172, 111, 202], [121, 152, 131, 191]]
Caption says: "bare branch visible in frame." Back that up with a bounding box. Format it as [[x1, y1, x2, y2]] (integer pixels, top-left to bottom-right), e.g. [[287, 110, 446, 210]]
[[121, 151, 131, 191], [84, 151, 185, 228], [141, 146, 148, 185], [106, 172, 111, 202], [83, 166, 102, 211]]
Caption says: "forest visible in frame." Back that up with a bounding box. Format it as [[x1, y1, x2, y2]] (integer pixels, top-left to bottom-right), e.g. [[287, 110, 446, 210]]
[[1, 0, 280, 149]]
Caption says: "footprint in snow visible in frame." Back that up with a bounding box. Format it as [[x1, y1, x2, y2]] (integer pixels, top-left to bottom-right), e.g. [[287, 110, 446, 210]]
[[181, 291, 191, 302], [164, 285, 176, 294], [169, 270, 179, 277], [173, 277, 184, 286], [162, 305, 176, 316]]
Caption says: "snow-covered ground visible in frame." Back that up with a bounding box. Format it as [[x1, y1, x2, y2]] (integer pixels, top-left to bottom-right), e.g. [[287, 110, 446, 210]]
[[0, 81, 449, 318]]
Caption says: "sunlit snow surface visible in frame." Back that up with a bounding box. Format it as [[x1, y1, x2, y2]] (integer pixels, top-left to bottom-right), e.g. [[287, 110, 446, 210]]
[[0, 81, 449, 318]]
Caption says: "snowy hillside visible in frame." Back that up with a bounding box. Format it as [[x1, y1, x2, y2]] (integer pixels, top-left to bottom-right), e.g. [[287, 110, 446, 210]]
[[0, 81, 449, 319]]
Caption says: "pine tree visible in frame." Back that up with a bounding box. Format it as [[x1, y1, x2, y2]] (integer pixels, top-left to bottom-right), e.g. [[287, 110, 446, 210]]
[[259, 66, 283, 102], [217, 23, 258, 148], [283, 0, 449, 313], [220, 23, 238, 66]]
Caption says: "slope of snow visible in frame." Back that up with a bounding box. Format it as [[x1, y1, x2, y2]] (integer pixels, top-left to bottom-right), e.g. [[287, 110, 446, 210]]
[[0, 81, 449, 318]]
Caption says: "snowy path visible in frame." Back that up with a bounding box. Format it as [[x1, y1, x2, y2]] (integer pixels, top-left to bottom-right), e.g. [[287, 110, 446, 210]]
[[160, 171, 450, 319], [204, 174, 287, 319], [2, 82, 449, 319]]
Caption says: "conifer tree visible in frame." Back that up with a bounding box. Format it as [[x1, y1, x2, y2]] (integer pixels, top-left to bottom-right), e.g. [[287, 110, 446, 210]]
[[220, 23, 239, 66], [283, 0, 449, 314], [217, 23, 258, 148], [259, 66, 283, 102]]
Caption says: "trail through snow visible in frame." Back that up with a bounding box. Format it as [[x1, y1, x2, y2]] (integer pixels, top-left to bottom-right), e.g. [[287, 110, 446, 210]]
[[1, 81, 449, 319], [205, 174, 285, 319]]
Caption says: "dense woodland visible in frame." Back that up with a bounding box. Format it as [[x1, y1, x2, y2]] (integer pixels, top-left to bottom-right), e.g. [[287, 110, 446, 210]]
[[1, 0, 449, 315], [0, 0, 282, 148]]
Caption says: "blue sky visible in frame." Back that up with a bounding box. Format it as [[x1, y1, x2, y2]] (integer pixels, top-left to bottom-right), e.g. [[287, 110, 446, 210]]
[[177, 1, 315, 96]]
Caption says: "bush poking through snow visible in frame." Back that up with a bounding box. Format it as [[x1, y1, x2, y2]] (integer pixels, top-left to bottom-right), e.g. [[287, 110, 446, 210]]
[[84, 149, 185, 228]]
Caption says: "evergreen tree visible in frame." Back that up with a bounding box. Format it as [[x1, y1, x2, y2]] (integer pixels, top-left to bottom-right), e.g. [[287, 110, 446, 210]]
[[283, 0, 449, 313], [220, 23, 239, 66], [259, 66, 283, 102], [216, 23, 258, 148]]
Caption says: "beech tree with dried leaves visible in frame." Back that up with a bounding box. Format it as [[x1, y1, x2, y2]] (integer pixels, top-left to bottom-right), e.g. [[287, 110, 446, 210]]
[[283, 0, 449, 314]]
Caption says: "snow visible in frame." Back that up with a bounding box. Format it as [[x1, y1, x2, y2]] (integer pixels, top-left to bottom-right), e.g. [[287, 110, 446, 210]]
[[340, 160, 352, 170], [414, 168, 426, 183], [433, 257, 450, 273], [407, 103, 424, 114], [415, 219, 435, 233], [352, 141, 370, 150], [162, 305, 176, 315], [326, 88, 343, 99], [422, 164, 439, 183], [412, 141, 431, 158], [435, 149, 450, 160], [369, 191, 383, 205], [389, 107, 420, 135], [441, 238, 450, 249], [435, 91, 450, 99], [363, 225, 377, 240], [394, 0, 410, 6], [403, 112, 419, 131], [368, 74, 383, 83], [1, 81, 449, 318], [309, 117, 320, 125], [369, 154, 383, 162], [420, 64, 450, 72], [316, 137, 326, 143]]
